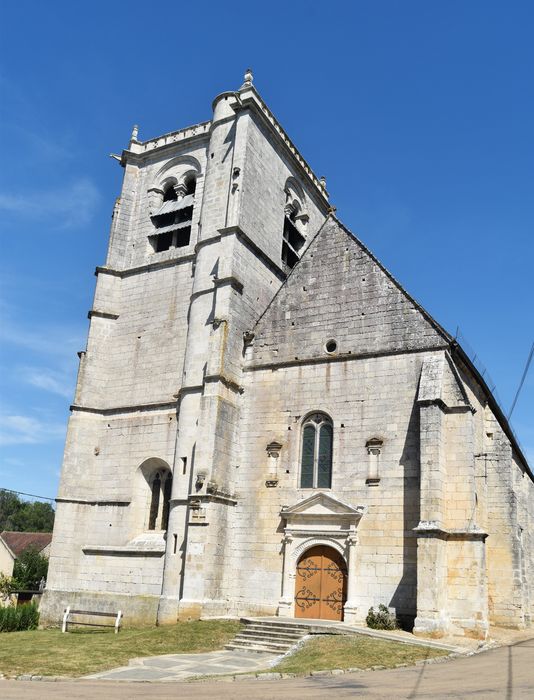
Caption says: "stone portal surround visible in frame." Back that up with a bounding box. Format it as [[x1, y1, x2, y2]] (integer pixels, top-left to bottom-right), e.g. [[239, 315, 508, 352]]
[[277, 493, 365, 623]]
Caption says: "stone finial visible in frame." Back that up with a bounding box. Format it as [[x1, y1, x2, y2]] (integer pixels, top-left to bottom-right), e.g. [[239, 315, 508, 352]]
[[130, 124, 139, 142], [319, 176, 327, 189], [241, 68, 254, 89]]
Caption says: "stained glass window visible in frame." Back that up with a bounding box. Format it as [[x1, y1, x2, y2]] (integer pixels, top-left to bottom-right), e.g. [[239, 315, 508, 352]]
[[300, 414, 333, 488]]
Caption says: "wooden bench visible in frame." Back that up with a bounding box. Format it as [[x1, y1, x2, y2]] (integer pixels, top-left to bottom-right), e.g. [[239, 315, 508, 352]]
[[61, 606, 122, 633]]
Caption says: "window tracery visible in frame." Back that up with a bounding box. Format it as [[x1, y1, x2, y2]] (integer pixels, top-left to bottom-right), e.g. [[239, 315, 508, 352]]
[[300, 413, 333, 488]]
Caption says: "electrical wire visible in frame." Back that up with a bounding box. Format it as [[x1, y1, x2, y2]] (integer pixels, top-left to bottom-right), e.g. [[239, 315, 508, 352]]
[[0, 487, 55, 503], [508, 341, 534, 420]]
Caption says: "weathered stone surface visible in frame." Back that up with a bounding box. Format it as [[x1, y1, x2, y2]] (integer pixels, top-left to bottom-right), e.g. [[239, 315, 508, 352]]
[[40, 74, 533, 640]]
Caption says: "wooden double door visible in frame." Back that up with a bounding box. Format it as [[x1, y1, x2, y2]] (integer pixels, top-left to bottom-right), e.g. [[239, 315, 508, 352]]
[[294, 545, 347, 621]]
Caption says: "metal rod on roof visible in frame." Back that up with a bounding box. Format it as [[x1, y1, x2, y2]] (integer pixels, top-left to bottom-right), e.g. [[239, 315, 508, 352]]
[[508, 341, 534, 420]]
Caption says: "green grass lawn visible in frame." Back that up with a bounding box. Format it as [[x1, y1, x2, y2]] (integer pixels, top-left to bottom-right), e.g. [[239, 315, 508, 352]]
[[0, 619, 241, 678], [272, 634, 449, 674]]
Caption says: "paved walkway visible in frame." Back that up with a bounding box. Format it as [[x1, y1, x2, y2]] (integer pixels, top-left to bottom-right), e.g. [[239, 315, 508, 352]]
[[84, 649, 277, 681], [1, 637, 533, 699]]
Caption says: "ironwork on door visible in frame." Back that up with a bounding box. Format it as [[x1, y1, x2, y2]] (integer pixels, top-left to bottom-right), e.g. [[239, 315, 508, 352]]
[[294, 545, 347, 621]]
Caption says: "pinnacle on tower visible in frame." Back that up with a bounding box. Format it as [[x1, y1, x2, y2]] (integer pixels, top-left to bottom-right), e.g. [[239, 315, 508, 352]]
[[241, 68, 254, 90]]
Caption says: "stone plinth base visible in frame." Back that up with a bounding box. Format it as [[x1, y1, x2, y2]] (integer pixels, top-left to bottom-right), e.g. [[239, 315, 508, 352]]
[[450, 617, 489, 640], [413, 615, 449, 638], [39, 589, 160, 627], [343, 603, 361, 624], [157, 595, 181, 624], [277, 598, 293, 617]]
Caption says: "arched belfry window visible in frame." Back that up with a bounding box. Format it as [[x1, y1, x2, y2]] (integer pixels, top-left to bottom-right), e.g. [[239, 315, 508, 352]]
[[149, 172, 197, 253], [281, 178, 308, 269], [300, 413, 333, 489], [148, 470, 172, 530]]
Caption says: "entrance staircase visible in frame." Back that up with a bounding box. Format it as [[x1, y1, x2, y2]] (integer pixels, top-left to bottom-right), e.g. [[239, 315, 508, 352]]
[[225, 618, 309, 654]]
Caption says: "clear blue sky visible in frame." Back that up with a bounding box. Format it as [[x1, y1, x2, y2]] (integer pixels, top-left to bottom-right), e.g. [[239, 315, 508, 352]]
[[0, 1, 532, 501]]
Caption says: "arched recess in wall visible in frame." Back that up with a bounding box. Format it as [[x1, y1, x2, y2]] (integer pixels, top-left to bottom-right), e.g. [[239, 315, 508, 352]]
[[136, 457, 173, 531]]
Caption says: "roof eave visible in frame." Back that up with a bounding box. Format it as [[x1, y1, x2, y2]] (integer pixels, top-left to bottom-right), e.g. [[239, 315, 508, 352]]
[[451, 341, 532, 479]]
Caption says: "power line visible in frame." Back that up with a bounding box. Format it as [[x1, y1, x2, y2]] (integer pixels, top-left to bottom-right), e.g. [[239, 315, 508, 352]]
[[0, 487, 55, 503], [508, 341, 534, 421]]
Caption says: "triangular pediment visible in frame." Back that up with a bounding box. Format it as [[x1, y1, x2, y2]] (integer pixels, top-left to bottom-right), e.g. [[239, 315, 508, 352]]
[[251, 216, 450, 367], [281, 492, 364, 517]]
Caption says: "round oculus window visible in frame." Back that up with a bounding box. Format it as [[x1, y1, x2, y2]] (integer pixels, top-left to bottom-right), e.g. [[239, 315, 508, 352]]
[[325, 339, 337, 354]]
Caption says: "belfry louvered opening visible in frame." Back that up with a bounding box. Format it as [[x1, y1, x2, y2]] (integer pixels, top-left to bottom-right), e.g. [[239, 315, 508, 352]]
[[150, 177, 196, 253], [300, 413, 333, 489], [282, 210, 306, 269]]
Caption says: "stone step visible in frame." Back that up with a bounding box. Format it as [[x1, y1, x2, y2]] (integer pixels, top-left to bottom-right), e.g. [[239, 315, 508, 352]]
[[229, 636, 295, 648], [244, 622, 308, 633], [238, 628, 304, 641], [231, 634, 299, 647], [225, 618, 310, 655], [225, 641, 294, 653]]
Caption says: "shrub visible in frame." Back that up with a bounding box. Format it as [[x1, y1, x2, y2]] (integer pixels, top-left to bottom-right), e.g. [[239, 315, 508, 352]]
[[366, 604, 398, 630], [0, 602, 40, 632], [12, 547, 48, 591]]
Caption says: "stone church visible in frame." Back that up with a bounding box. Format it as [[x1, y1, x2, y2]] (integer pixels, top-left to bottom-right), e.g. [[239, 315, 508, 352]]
[[41, 71, 533, 638]]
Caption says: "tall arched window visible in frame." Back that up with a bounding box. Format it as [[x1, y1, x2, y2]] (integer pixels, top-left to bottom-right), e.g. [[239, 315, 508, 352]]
[[161, 472, 173, 530], [300, 413, 333, 489], [148, 472, 161, 530], [147, 470, 172, 530]]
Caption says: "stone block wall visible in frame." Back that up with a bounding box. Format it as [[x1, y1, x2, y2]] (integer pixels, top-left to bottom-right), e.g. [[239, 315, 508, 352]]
[[238, 112, 326, 265], [218, 351, 430, 620]]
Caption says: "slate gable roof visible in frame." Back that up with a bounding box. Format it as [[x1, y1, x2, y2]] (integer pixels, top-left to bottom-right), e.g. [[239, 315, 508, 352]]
[[0, 531, 52, 558]]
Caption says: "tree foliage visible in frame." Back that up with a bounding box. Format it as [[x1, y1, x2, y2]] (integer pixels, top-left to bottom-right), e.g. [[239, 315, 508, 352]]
[[0, 490, 54, 532], [12, 547, 49, 591]]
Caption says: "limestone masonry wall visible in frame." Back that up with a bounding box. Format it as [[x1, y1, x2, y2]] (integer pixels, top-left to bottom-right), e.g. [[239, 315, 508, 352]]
[[42, 78, 532, 634]]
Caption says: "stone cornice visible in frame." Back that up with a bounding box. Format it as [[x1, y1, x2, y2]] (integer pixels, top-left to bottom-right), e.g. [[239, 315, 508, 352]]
[[56, 498, 130, 506], [82, 545, 165, 556], [87, 309, 119, 321], [418, 398, 476, 414], [121, 120, 212, 164], [170, 493, 238, 506], [203, 373, 244, 394], [218, 225, 287, 280], [246, 345, 449, 373], [414, 521, 488, 541], [95, 253, 195, 279], [214, 276, 244, 294], [70, 400, 176, 416]]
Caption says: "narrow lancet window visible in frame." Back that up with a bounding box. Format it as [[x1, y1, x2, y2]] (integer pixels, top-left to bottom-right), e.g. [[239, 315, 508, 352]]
[[148, 472, 161, 530], [300, 413, 333, 488], [161, 473, 173, 530]]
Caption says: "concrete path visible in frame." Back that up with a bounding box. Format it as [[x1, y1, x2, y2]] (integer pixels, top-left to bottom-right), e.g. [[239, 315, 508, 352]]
[[84, 648, 276, 681], [1, 637, 533, 699]]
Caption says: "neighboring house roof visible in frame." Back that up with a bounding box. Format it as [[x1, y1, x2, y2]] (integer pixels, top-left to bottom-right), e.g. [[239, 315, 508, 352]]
[[0, 531, 52, 559]]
